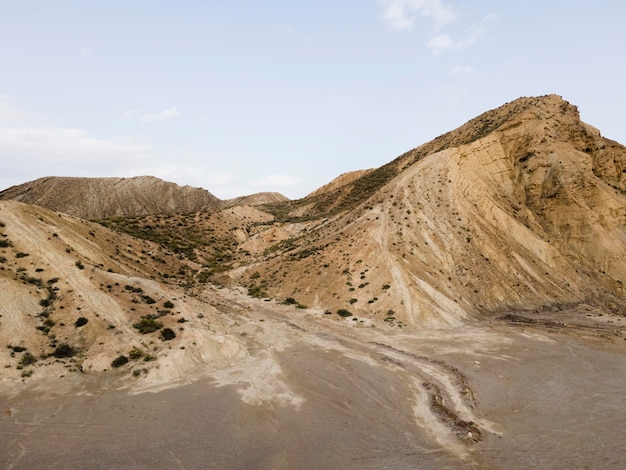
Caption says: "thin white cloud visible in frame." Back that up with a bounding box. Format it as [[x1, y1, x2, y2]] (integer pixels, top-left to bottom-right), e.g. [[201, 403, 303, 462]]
[[0, 127, 152, 163], [139, 107, 181, 123], [449, 65, 475, 75], [379, 0, 457, 30], [0, 95, 32, 126], [0, 99, 155, 190], [121, 109, 139, 119], [427, 33, 473, 54], [279, 24, 298, 36], [427, 14, 495, 54]]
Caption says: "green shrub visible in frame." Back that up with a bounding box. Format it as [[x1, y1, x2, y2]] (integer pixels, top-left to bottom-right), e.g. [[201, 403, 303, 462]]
[[111, 355, 129, 368], [19, 352, 37, 366], [16, 252, 29, 258], [160, 328, 176, 341], [141, 295, 156, 304], [75, 317, 88, 327], [133, 316, 163, 334], [163, 300, 175, 309], [128, 347, 144, 360], [75, 260, 84, 269], [337, 309, 353, 318], [51, 343, 76, 358]]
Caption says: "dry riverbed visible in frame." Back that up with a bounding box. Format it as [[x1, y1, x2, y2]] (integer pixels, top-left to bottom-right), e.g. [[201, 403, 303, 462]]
[[1, 289, 625, 469]]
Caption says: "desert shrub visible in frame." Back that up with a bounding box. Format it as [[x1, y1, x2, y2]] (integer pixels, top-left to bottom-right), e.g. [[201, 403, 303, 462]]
[[19, 352, 37, 366], [382, 284, 391, 290], [75, 260, 84, 269], [111, 355, 129, 368], [128, 347, 144, 360], [0, 239, 11, 248], [75, 317, 88, 327], [163, 300, 175, 309], [8, 345, 27, 353], [247, 285, 268, 298], [160, 328, 176, 341], [133, 316, 163, 334], [337, 309, 353, 318], [283, 297, 297, 305], [349, 298, 358, 304], [141, 295, 156, 304], [16, 252, 29, 258], [51, 343, 76, 358]]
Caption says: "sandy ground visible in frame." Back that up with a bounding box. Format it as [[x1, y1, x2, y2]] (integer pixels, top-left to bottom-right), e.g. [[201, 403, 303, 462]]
[[1, 288, 625, 469]]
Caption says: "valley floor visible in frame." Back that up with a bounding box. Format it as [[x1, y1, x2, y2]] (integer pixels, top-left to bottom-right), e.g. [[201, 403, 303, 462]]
[[1, 288, 625, 469]]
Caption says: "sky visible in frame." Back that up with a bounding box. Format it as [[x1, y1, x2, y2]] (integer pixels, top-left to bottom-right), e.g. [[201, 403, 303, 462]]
[[1, 1, 625, 199]]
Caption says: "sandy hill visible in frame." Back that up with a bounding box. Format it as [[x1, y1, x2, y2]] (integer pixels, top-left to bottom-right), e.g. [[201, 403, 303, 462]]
[[306, 169, 374, 198], [221, 191, 289, 208], [0, 175, 222, 219], [0, 200, 244, 394], [1, 95, 625, 470], [2, 95, 624, 330], [225, 95, 625, 326]]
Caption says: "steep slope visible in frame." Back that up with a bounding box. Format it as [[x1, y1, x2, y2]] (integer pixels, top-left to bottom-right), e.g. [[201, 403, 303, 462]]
[[306, 169, 374, 198], [0, 176, 221, 219], [234, 95, 625, 326], [0, 200, 244, 394]]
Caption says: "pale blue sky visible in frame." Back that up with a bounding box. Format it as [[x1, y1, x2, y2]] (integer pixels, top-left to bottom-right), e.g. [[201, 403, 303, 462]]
[[1, 1, 624, 198]]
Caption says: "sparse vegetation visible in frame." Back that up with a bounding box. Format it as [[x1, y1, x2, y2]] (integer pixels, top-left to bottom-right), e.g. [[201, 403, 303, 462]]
[[128, 347, 145, 360], [160, 328, 176, 341], [19, 352, 37, 366], [111, 355, 129, 368], [133, 315, 163, 334], [51, 343, 76, 358]]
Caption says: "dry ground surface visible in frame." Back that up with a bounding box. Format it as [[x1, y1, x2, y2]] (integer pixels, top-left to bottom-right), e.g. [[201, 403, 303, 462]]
[[1, 286, 625, 470]]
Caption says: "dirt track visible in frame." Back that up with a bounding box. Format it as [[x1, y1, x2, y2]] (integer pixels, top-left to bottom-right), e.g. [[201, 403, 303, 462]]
[[1, 288, 625, 469]]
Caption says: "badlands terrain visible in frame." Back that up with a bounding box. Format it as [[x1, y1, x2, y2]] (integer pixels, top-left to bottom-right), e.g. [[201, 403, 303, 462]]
[[0, 95, 625, 468]]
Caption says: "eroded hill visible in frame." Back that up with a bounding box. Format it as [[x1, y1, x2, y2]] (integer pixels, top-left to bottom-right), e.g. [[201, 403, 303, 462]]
[[0, 200, 244, 395], [231, 95, 625, 326], [0, 175, 291, 219]]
